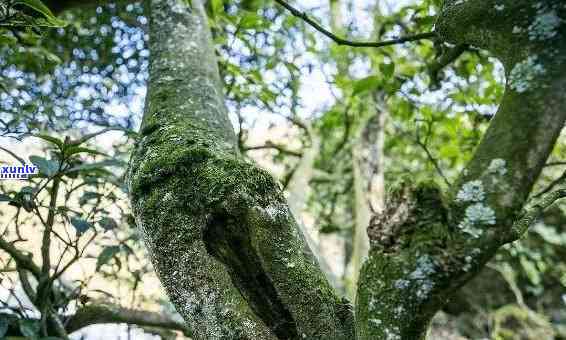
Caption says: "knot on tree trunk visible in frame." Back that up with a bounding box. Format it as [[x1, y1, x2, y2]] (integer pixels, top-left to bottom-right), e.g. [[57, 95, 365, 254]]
[[367, 181, 448, 253]]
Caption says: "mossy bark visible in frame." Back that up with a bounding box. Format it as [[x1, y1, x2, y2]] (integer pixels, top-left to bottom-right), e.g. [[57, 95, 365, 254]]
[[126, 0, 566, 339], [355, 1, 566, 339], [127, 0, 353, 339]]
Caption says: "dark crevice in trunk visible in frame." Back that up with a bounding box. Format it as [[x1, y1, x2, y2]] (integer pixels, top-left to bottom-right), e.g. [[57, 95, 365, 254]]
[[203, 213, 299, 340]]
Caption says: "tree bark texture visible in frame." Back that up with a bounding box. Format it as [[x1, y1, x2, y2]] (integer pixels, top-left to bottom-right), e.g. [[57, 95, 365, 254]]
[[125, 0, 566, 339], [127, 0, 354, 339]]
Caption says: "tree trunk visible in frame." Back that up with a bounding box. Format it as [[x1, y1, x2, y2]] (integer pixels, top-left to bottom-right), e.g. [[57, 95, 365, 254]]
[[285, 131, 342, 289], [349, 103, 387, 298], [127, 0, 353, 338], [356, 1, 566, 338]]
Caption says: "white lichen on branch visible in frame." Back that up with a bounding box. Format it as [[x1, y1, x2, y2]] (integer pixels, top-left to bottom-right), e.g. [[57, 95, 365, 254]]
[[508, 55, 546, 93], [455, 159, 507, 237], [528, 7, 562, 41], [456, 180, 485, 203], [487, 158, 507, 176], [458, 203, 496, 238]]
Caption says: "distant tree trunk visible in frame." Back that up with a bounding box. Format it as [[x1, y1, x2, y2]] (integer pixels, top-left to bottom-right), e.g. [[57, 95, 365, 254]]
[[329, 0, 388, 297], [349, 102, 387, 297], [125, 0, 566, 339], [285, 130, 342, 289]]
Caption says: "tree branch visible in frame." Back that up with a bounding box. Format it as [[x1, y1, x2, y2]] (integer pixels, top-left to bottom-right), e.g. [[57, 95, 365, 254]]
[[274, 0, 436, 48], [2, 305, 191, 337], [0, 236, 41, 278], [356, 1, 566, 338], [243, 142, 302, 157], [512, 187, 566, 239], [428, 43, 469, 88], [65, 304, 192, 336]]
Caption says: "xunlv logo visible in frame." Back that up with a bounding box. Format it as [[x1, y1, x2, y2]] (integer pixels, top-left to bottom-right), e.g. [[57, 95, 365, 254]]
[[0, 164, 38, 179]]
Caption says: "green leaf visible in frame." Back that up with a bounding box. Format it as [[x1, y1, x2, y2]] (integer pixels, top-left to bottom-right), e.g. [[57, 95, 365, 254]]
[[241, 0, 262, 11], [64, 146, 108, 157], [207, 0, 223, 20], [96, 245, 121, 270], [33, 134, 64, 150], [380, 62, 395, 78], [239, 13, 263, 29], [29, 155, 59, 177], [70, 217, 93, 234], [14, 0, 67, 27], [98, 216, 118, 231], [18, 319, 39, 338], [352, 75, 381, 96], [520, 256, 541, 286], [0, 32, 18, 46]]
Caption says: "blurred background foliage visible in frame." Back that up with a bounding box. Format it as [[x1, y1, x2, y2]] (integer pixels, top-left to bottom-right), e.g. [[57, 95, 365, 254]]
[[0, 0, 565, 339]]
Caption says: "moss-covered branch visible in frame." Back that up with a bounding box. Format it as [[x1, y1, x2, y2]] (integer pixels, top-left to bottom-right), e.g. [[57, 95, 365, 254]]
[[356, 1, 566, 338], [127, 0, 353, 338]]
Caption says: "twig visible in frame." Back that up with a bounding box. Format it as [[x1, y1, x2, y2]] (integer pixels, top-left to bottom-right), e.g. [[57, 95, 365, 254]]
[[0, 145, 26, 165], [274, 0, 436, 48], [415, 119, 451, 187]]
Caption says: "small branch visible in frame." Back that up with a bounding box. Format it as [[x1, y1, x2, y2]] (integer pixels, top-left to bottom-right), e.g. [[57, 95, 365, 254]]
[[428, 44, 469, 89], [243, 142, 302, 157], [544, 161, 566, 167], [274, 0, 436, 48], [511, 187, 566, 240], [40, 176, 61, 278], [417, 139, 450, 187], [72, 127, 129, 145], [16, 267, 36, 302], [65, 304, 192, 336], [0, 145, 26, 165], [0, 237, 41, 278], [415, 119, 451, 187], [2, 304, 190, 337]]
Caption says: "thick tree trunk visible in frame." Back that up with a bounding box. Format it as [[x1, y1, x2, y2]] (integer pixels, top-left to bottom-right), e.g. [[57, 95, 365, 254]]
[[356, 1, 566, 338], [127, 0, 353, 338]]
